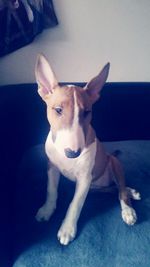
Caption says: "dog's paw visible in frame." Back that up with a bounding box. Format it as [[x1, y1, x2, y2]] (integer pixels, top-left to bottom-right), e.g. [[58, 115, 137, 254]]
[[57, 222, 77, 245], [122, 207, 137, 225], [35, 203, 55, 222], [126, 187, 141, 200]]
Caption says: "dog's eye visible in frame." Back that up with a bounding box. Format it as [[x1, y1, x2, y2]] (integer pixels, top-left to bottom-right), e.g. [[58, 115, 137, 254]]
[[54, 107, 63, 116], [83, 110, 91, 118]]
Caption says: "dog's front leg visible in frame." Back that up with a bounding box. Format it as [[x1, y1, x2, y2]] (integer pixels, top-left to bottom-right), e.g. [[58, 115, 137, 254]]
[[58, 175, 92, 245], [36, 164, 60, 222]]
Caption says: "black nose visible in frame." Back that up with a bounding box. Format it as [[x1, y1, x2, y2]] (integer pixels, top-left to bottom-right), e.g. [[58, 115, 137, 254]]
[[64, 148, 81, 158]]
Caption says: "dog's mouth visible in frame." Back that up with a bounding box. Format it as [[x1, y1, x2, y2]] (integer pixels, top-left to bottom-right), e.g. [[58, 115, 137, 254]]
[[64, 148, 81, 158]]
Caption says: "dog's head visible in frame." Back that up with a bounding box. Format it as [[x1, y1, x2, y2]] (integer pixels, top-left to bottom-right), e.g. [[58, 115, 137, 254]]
[[35, 54, 110, 158]]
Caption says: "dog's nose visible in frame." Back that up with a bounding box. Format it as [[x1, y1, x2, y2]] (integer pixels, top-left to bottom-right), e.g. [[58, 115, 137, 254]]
[[64, 148, 81, 158]]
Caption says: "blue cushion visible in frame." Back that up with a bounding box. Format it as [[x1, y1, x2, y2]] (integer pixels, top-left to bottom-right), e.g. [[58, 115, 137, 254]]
[[13, 141, 150, 267]]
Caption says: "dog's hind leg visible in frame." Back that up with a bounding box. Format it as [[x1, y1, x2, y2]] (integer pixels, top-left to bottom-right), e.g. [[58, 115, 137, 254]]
[[110, 155, 140, 225]]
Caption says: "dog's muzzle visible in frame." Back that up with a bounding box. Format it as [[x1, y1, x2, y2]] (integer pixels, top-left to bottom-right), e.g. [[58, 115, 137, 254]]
[[64, 148, 81, 158]]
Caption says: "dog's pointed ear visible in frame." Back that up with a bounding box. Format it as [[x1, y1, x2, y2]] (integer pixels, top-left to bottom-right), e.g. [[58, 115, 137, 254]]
[[35, 54, 58, 101], [84, 62, 110, 103]]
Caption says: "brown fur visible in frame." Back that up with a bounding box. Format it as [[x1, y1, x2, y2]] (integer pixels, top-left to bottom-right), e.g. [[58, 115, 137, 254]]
[[46, 86, 75, 135]]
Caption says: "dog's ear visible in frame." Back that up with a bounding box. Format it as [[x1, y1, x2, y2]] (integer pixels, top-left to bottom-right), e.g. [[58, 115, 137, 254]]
[[35, 54, 58, 101], [85, 63, 110, 103]]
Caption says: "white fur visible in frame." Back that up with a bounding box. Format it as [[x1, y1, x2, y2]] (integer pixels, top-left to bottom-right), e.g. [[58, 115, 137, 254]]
[[44, 131, 97, 245], [120, 187, 140, 225], [57, 176, 91, 245], [54, 127, 84, 157], [36, 166, 60, 221], [126, 187, 141, 200], [120, 200, 137, 225], [57, 140, 97, 245]]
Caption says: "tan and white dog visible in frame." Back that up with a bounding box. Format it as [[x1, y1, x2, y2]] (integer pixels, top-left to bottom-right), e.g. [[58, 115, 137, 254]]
[[35, 54, 140, 245]]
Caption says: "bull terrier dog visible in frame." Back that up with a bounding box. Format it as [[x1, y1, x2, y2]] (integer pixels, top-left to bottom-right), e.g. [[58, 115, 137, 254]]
[[35, 54, 140, 245]]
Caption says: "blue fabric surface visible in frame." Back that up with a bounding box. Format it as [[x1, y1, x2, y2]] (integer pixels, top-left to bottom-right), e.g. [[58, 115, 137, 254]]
[[13, 140, 150, 267]]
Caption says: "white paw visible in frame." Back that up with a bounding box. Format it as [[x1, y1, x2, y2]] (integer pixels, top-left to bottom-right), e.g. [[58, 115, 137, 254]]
[[57, 222, 77, 245], [35, 203, 55, 222], [122, 207, 137, 225], [127, 187, 141, 200]]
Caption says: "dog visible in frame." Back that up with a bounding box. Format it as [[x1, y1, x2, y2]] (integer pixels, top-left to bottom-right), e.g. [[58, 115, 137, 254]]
[[35, 54, 141, 245]]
